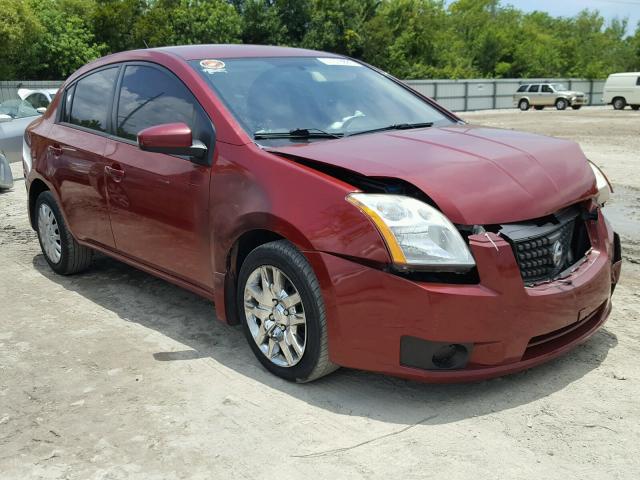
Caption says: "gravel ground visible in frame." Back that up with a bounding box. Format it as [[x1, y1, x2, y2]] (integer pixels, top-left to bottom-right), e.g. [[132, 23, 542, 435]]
[[1, 107, 639, 479]]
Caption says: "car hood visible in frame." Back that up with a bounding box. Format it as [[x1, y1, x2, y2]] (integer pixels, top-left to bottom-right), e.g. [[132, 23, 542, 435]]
[[558, 90, 583, 96], [267, 125, 597, 225]]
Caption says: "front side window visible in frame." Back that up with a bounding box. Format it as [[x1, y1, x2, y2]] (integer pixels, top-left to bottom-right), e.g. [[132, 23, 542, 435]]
[[528, 85, 539, 93], [69, 67, 119, 132], [191, 56, 454, 143], [115, 65, 204, 141]]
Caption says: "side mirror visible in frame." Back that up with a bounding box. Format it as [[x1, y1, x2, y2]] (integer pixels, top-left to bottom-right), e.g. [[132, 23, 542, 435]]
[[137, 122, 207, 161], [36, 107, 47, 114], [0, 114, 12, 123]]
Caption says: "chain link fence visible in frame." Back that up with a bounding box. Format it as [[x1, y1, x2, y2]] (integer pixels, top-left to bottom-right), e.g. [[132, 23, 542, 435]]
[[2, 78, 605, 112]]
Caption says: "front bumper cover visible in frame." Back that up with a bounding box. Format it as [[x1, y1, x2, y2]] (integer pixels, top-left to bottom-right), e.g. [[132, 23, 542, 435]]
[[306, 210, 620, 383]]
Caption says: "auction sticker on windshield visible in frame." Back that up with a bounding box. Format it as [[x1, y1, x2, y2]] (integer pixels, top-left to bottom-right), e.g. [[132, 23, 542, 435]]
[[200, 59, 226, 74], [317, 58, 362, 67]]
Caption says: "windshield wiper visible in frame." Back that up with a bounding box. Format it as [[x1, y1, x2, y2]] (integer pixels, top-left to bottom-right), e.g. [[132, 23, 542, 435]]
[[347, 122, 434, 137], [254, 128, 343, 140]]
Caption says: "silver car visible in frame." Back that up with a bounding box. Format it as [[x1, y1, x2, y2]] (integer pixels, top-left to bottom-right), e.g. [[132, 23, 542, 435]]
[[0, 152, 13, 190], [514, 83, 588, 111], [0, 98, 41, 164]]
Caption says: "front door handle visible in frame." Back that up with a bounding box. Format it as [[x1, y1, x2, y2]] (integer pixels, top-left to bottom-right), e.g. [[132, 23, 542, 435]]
[[105, 164, 125, 182]]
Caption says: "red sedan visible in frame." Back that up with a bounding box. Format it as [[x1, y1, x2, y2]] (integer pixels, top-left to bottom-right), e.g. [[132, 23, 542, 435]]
[[23, 45, 621, 383]]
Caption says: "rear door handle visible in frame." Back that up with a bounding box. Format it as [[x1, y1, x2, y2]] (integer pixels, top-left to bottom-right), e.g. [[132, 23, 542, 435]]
[[105, 165, 125, 182], [49, 144, 63, 156]]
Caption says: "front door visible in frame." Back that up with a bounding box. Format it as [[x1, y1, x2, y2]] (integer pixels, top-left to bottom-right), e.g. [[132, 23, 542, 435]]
[[540, 84, 554, 106], [104, 64, 215, 289]]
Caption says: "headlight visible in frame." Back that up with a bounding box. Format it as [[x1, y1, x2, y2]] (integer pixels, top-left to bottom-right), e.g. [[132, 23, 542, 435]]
[[589, 161, 612, 206], [346, 193, 475, 271]]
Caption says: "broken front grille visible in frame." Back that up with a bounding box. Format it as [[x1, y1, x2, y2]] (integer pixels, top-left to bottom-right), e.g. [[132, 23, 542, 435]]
[[499, 207, 590, 284]]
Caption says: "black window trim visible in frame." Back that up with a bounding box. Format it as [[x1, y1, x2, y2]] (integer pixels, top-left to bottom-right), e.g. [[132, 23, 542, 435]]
[[57, 60, 216, 165]]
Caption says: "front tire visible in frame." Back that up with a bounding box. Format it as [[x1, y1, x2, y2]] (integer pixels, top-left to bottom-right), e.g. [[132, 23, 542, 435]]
[[571, 105, 582, 110], [534, 106, 544, 110], [237, 240, 337, 382], [631, 105, 640, 111], [555, 98, 568, 110], [518, 99, 530, 111], [35, 191, 93, 275]]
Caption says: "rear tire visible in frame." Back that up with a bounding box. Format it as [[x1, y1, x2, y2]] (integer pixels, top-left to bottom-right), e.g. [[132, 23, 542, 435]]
[[613, 97, 626, 110], [631, 105, 640, 111], [555, 98, 568, 110], [35, 191, 93, 275], [518, 99, 530, 111], [534, 106, 544, 110], [237, 240, 337, 383], [571, 105, 582, 110]]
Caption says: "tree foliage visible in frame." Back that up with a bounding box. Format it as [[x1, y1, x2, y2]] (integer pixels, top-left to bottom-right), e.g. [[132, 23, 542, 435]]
[[0, 0, 638, 80]]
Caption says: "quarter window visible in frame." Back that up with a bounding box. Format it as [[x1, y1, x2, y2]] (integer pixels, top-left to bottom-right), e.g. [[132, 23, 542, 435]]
[[528, 85, 539, 93], [636, 76, 640, 86], [517, 85, 528, 92], [115, 65, 204, 141], [25, 93, 49, 109], [69, 67, 119, 132]]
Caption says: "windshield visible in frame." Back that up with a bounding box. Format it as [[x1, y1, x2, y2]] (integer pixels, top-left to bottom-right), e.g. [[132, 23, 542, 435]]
[[551, 84, 567, 92], [191, 57, 454, 143]]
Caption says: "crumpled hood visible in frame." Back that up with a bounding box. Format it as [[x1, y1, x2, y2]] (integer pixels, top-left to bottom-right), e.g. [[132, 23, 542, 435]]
[[268, 125, 597, 225]]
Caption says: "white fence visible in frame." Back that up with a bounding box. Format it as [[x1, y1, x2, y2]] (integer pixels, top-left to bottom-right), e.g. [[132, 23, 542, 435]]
[[1, 78, 606, 112]]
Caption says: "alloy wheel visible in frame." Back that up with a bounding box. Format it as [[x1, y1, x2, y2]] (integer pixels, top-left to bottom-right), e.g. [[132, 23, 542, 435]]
[[38, 203, 62, 263], [244, 265, 307, 367]]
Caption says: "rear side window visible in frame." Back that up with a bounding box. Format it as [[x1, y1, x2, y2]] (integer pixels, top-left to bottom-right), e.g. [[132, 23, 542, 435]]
[[115, 65, 204, 141], [541, 85, 552, 93], [26, 93, 49, 109], [69, 67, 119, 132], [637, 76, 640, 86], [517, 85, 528, 92], [528, 85, 539, 92]]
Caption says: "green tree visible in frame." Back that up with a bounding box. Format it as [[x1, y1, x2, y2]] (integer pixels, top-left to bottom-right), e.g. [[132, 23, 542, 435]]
[[302, 0, 378, 56], [0, 0, 42, 79], [92, 0, 146, 53], [240, 0, 287, 45], [133, 0, 242, 47]]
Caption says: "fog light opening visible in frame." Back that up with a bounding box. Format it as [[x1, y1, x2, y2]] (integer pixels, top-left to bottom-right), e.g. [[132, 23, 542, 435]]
[[432, 344, 468, 369]]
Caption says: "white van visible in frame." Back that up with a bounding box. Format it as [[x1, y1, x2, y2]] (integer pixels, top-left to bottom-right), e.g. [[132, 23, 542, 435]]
[[602, 72, 640, 110]]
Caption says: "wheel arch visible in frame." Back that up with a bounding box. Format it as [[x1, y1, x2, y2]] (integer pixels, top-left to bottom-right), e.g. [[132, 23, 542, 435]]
[[28, 178, 50, 229]]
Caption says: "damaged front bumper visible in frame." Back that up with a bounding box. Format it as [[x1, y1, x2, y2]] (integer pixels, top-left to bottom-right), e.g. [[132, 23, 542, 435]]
[[306, 209, 621, 383]]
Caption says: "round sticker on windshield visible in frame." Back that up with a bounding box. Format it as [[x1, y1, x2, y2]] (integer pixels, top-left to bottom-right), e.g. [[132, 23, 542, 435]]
[[200, 59, 226, 73]]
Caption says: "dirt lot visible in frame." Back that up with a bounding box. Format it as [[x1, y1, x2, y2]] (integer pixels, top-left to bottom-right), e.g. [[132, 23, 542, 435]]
[[1, 107, 639, 479]]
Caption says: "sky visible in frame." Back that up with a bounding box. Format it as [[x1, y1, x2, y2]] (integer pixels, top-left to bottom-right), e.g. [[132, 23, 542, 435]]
[[503, 0, 640, 33]]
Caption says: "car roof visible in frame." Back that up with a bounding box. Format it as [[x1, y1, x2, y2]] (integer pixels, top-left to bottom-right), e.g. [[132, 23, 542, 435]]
[[65, 44, 346, 84], [142, 44, 340, 61]]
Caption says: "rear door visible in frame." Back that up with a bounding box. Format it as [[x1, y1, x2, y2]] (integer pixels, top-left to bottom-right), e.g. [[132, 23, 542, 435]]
[[104, 63, 215, 289], [49, 66, 120, 248], [528, 84, 541, 105]]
